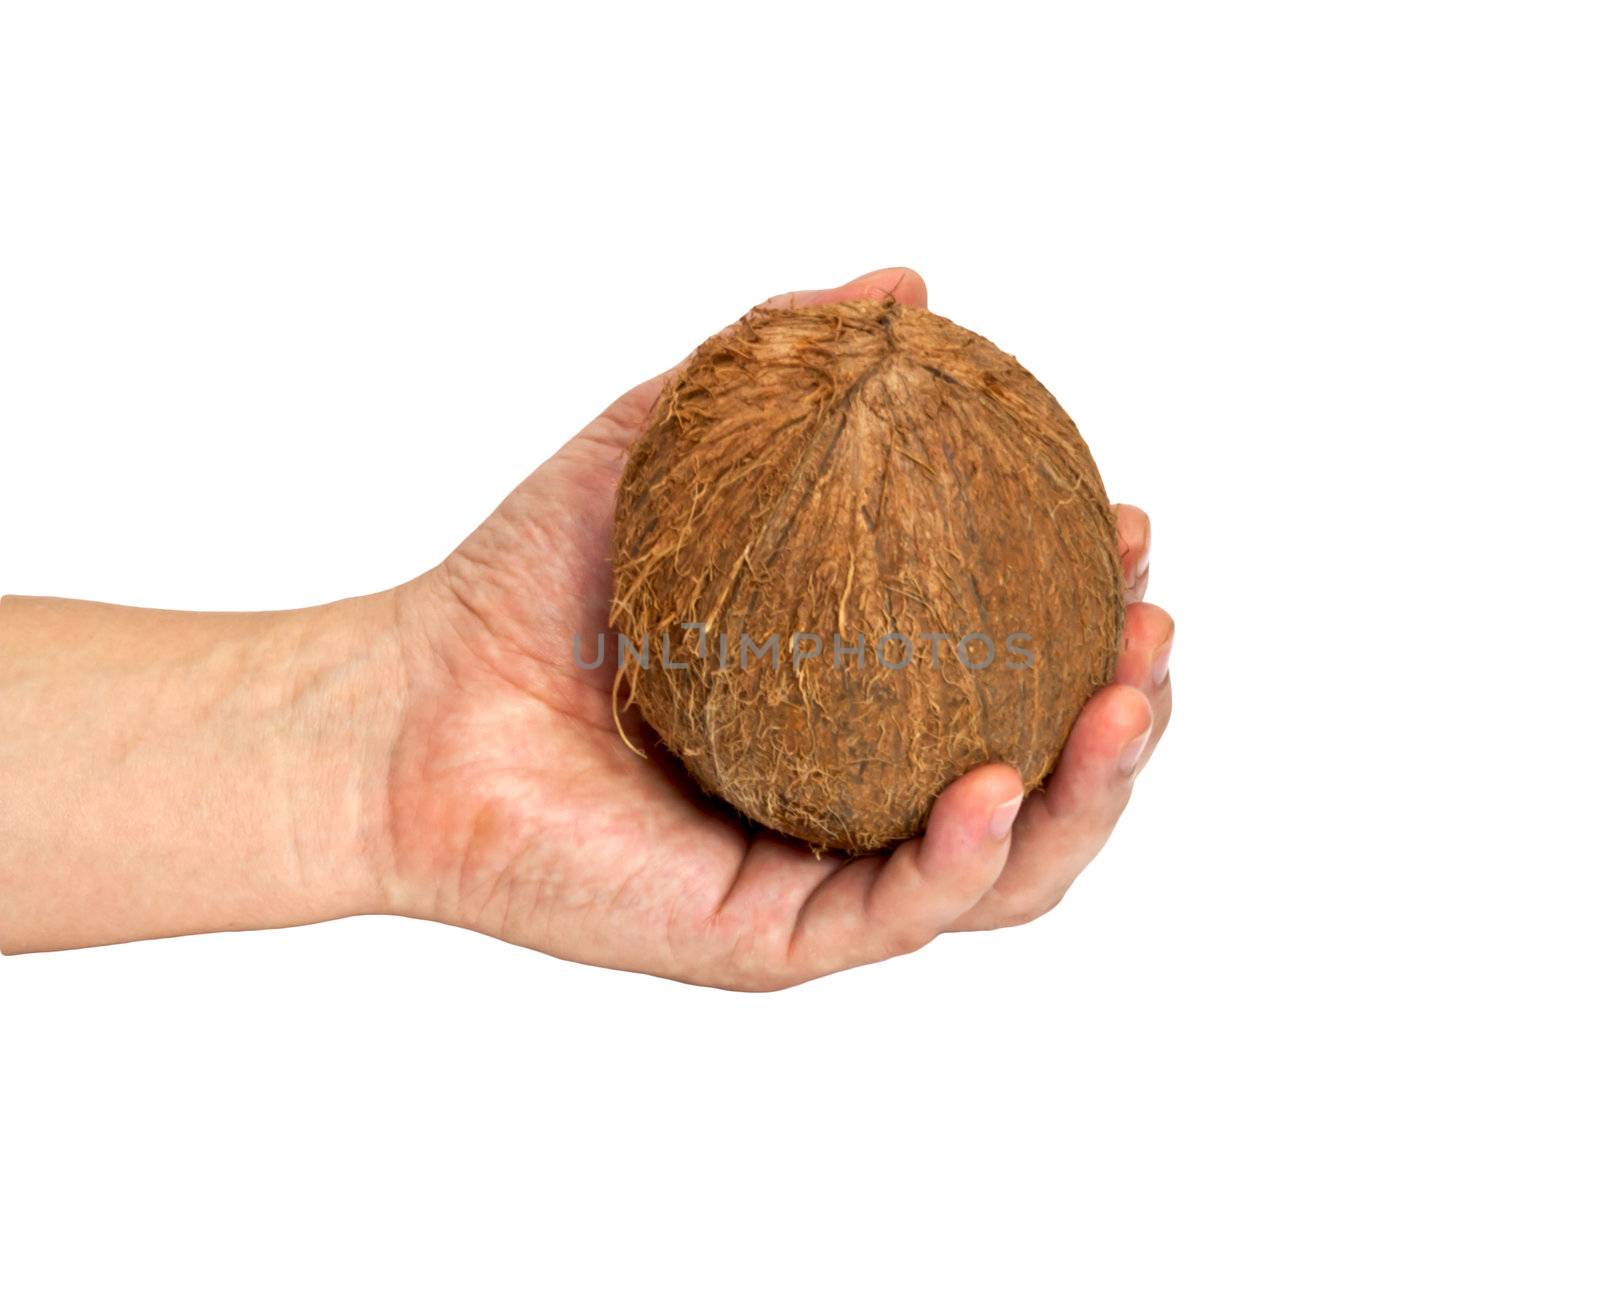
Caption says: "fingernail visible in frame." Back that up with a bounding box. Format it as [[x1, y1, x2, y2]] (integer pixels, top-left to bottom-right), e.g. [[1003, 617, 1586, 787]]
[[1135, 548, 1151, 580], [1151, 637, 1173, 688], [1117, 727, 1152, 777], [988, 793, 1024, 840]]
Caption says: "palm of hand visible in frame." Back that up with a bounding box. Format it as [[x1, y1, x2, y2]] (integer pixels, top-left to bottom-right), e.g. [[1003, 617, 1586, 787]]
[[384, 271, 1172, 989]]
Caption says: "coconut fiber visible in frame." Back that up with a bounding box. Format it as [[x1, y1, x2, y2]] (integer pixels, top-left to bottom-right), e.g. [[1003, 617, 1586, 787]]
[[611, 298, 1123, 853]]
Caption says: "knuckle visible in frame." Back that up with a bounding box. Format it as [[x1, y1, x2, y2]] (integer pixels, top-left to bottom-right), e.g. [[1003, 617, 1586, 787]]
[[722, 963, 803, 993], [999, 888, 1069, 928], [884, 926, 933, 959]]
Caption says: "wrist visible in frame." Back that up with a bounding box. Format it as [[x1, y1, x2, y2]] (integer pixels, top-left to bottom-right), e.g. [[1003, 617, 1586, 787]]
[[269, 590, 411, 924]]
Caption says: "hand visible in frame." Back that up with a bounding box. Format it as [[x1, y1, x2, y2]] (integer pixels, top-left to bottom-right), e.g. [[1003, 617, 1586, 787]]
[[382, 268, 1175, 989]]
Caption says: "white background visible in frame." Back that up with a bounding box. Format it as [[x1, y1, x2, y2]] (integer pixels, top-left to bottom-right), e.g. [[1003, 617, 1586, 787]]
[[2, 2, 1595, 1289]]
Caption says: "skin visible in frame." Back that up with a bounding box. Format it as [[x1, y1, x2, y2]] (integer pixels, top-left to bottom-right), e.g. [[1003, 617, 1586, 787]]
[[0, 268, 1173, 989]]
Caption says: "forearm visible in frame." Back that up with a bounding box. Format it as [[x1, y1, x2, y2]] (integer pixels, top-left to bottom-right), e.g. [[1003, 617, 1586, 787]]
[[0, 592, 404, 952]]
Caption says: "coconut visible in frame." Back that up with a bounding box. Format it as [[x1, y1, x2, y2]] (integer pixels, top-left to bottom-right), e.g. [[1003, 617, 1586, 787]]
[[610, 298, 1123, 853]]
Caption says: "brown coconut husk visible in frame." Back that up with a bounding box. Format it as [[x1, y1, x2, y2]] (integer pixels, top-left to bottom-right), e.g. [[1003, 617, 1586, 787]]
[[611, 298, 1123, 853]]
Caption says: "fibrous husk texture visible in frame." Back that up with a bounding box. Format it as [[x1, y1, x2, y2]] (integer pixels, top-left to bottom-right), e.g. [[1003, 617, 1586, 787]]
[[611, 299, 1122, 854]]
